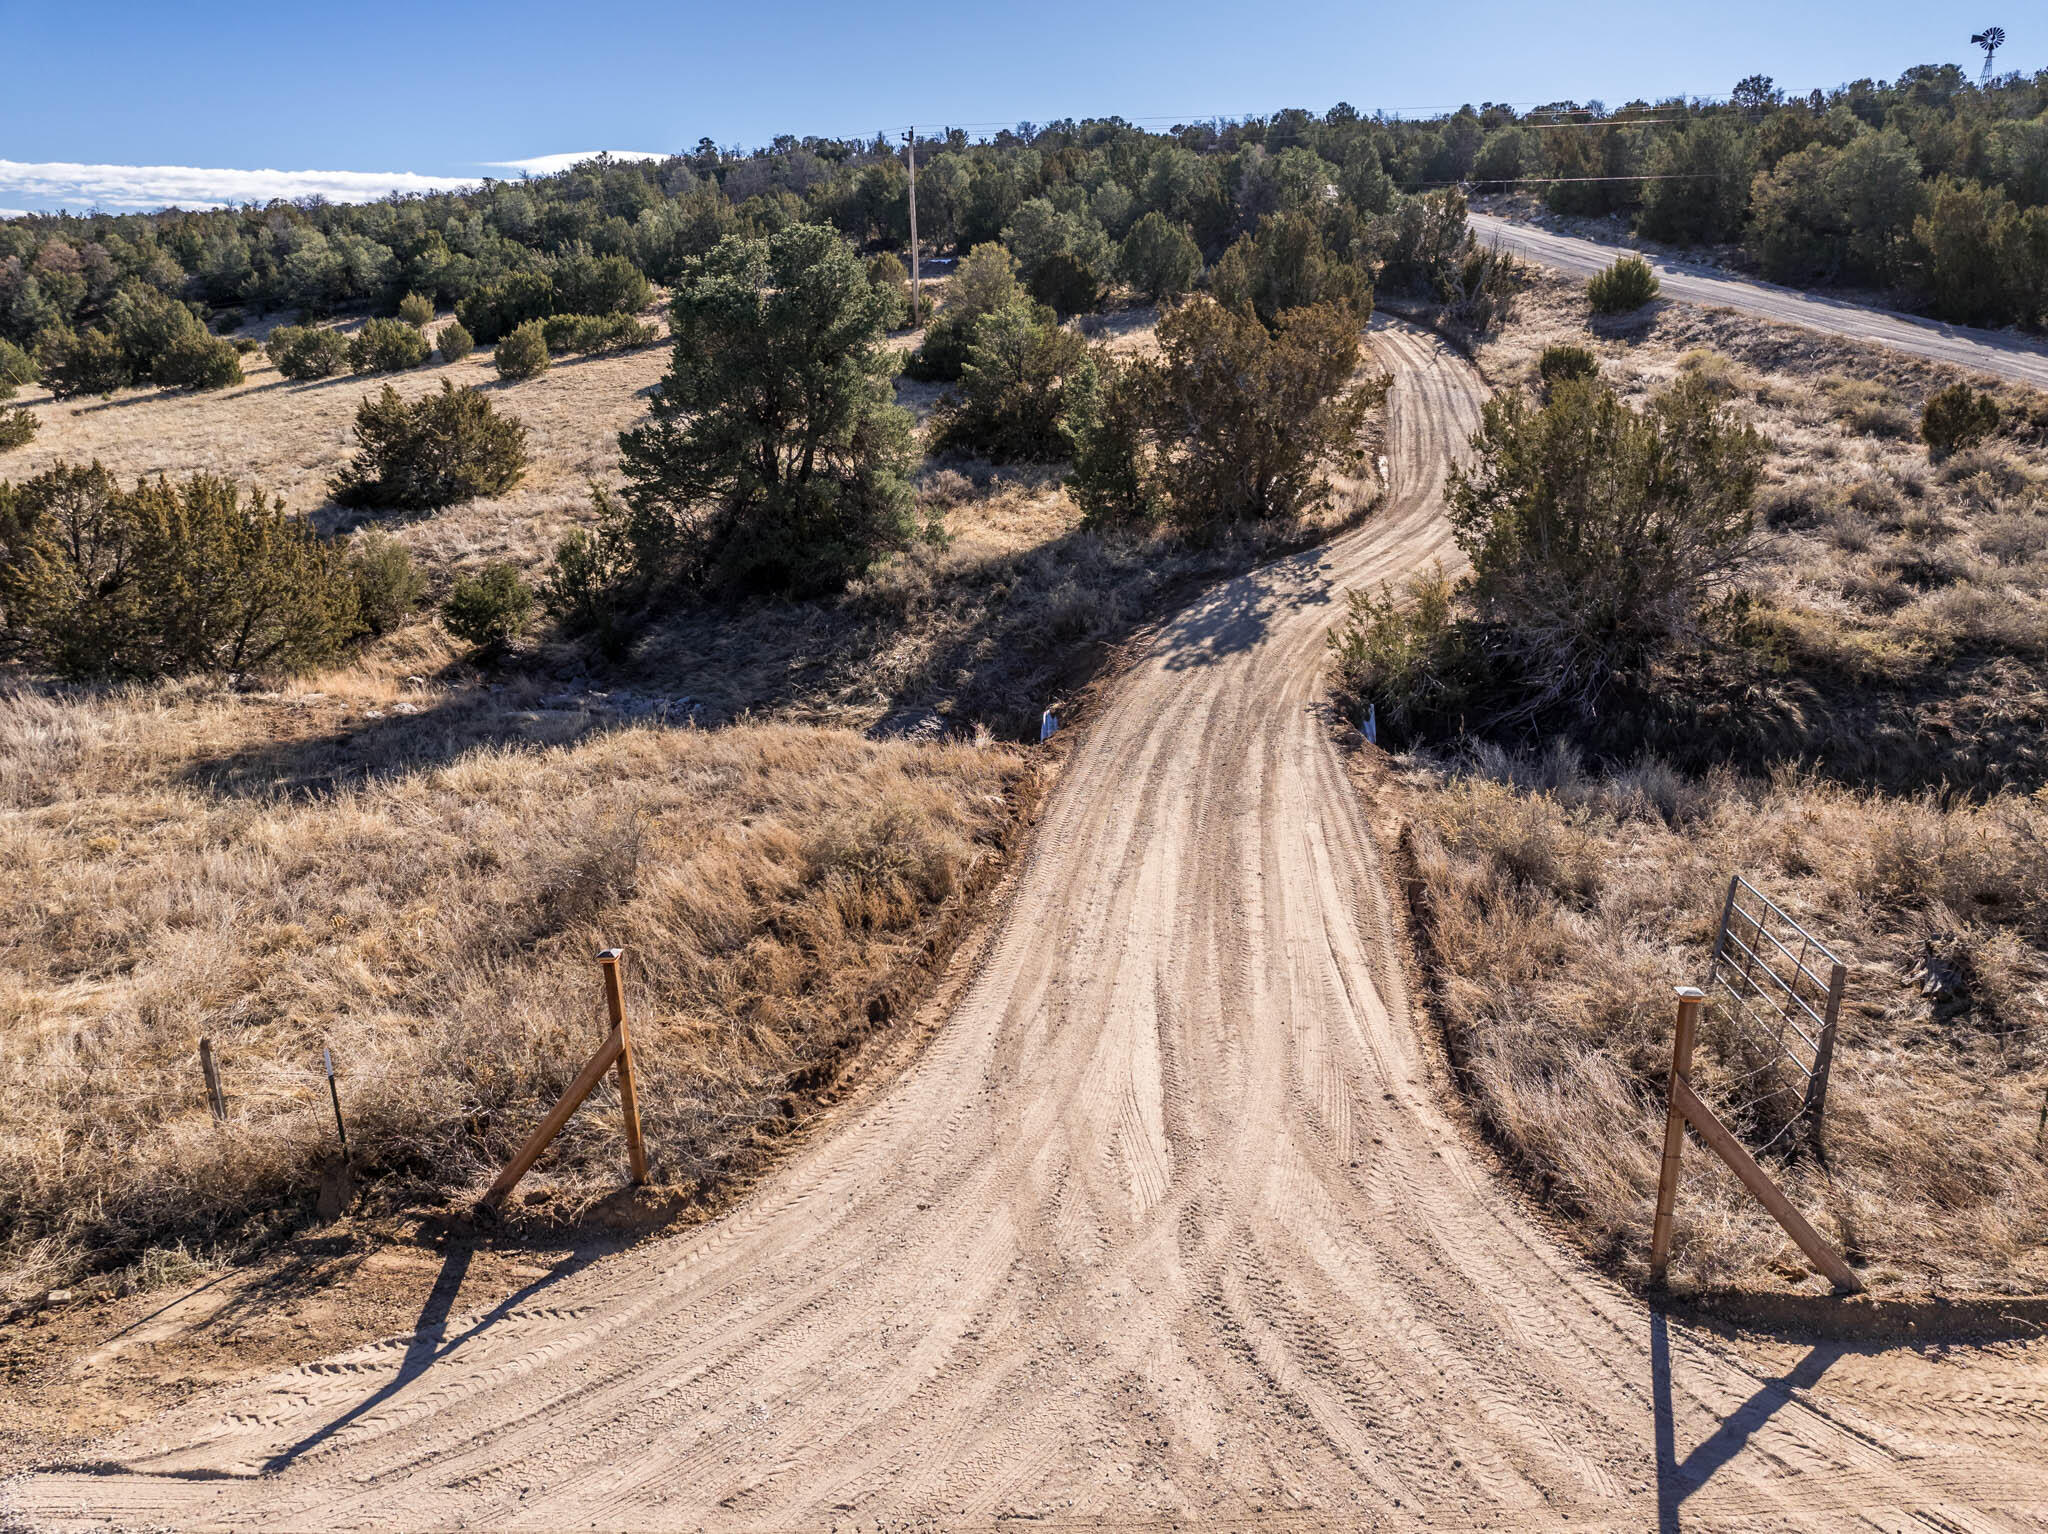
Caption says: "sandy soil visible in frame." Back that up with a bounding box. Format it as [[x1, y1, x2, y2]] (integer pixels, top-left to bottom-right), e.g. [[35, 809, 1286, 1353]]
[[8, 319, 2045, 1531]]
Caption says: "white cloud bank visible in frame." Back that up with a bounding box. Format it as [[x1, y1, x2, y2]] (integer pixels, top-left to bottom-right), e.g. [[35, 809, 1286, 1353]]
[[0, 150, 678, 217], [0, 159, 475, 212], [485, 150, 670, 175]]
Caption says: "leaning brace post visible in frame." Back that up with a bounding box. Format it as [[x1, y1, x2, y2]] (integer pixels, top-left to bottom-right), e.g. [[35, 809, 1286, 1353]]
[[1649, 986, 1704, 1286], [598, 948, 648, 1186], [482, 1027, 623, 1208], [1671, 1079, 1863, 1293]]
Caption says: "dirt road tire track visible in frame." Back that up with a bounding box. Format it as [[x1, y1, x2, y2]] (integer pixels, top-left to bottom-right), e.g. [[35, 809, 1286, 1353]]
[[8, 320, 2047, 1532]]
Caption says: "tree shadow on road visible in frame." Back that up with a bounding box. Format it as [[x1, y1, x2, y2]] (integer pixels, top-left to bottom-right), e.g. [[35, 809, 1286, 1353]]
[[1155, 543, 1335, 673]]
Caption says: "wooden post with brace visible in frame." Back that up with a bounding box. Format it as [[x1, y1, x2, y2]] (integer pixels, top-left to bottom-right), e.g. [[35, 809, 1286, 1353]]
[[482, 947, 649, 1209], [1648, 984, 1862, 1293]]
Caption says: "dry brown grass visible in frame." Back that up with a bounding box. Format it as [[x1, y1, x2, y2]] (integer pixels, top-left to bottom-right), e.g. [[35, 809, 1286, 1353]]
[[0, 671, 1030, 1301], [6, 311, 670, 577], [632, 459, 1380, 739], [1461, 271, 2048, 792], [1398, 747, 2048, 1297], [1376, 271, 2048, 1298], [0, 299, 1392, 1304]]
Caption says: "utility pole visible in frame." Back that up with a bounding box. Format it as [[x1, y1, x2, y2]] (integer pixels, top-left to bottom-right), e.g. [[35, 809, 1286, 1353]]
[[903, 127, 921, 327]]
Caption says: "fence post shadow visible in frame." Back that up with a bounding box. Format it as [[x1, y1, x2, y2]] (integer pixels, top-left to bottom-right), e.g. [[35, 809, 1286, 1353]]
[[1651, 1307, 1846, 1530], [260, 1240, 584, 1474]]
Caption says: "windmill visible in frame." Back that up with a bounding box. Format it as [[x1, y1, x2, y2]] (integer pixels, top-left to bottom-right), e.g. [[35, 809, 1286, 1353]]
[[1973, 26, 2006, 84]]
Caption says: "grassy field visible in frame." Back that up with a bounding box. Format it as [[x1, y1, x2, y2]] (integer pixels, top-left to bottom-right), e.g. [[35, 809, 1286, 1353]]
[[1378, 272, 2048, 1297], [0, 297, 1387, 1302], [0, 672, 1035, 1301]]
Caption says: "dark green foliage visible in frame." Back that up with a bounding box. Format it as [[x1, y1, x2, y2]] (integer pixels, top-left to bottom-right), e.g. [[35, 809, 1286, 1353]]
[[1373, 189, 1474, 295], [0, 407, 36, 452], [1210, 210, 1374, 327], [540, 487, 639, 656], [1118, 213, 1202, 303], [156, 332, 244, 390], [616, 223, 916, 597], [8, 82, 2048, 356], [1748, 130, 1924, 285], [396, 291, 435, 327], [441, 563, 532, 651], [349, 317, 432, 373], [1912, 178, 2048, 327], [999, 198, 1113, 303], [103, 282, 208, 381], [904, 243, 1022, 382], [552, 252, 652, 317], [1448, 376, 1766, 717], [1538, 344, 1599, 384], [1066, 354, 1156, 526], [1635, 119, 1753, 245], [1148, 298, 1380, 532], [266, 325, 351, 381], [933, 303, 1094, 462], [330, 381, 530, 510], [537, 313, 658, 354], [344, 532, 424, 635], [1066, 297, 1382, 535], [1471, 127, 1535, 190], [436, 320, 475, 363], [1029, 252, 1105, 317], [494, 320, 550, 379], [0, 339, 35, 402], [1921, 383, 2002, 457], [0, 464, 356, 679], [865, 252, 912, 330], [1586, 254, 1660, 314], [457, 271, 555, 344], [41, 328, 130, 399]]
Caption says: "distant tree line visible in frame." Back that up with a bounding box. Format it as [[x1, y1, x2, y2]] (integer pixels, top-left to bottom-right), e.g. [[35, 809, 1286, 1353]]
[[4, 62, 2047, 355]]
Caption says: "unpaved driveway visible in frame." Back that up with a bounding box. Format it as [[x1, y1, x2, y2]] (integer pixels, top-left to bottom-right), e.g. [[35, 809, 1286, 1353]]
[[9, 322, 2047, 1532], [1470, 210, 2048, 389]]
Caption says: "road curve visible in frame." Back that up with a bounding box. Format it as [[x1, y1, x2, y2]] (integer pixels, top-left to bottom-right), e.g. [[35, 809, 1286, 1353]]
[[10, 322, 2048, 1532], [1470, 210, 2048, 390]]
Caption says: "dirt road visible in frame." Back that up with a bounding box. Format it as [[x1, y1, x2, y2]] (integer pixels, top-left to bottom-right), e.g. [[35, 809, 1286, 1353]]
[[10, 322, 2048, 1532], [1470, 210, 2048, 390]]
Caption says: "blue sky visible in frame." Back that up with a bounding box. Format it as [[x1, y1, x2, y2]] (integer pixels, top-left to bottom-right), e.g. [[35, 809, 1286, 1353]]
[[0, 0, 2025, 214]]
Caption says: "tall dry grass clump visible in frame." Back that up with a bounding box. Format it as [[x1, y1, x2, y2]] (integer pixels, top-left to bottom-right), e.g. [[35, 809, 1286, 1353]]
[[1400, 746, 2048, 1296], [0, 684, 1028, 1299]]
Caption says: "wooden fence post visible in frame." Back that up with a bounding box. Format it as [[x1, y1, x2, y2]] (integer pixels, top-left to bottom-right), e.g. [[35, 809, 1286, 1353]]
[[198, 1038, 227, 1122], [598, 948, 648, 1186], [480, 946, 649, 1209], [1649, 986, 1704, 1287]]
